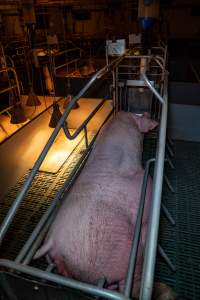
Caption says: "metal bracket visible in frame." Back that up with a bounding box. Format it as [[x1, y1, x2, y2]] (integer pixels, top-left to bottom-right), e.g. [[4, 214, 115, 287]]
[[158, 245, 176, 272], [126, 80, 154, 88]]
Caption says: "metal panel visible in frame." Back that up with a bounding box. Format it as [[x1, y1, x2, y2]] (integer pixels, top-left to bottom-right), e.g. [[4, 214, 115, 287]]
[[0, 271, 94, 300]]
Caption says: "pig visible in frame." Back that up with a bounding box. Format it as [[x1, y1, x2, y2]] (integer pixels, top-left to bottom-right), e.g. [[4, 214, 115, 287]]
[[35, 111, 170, 298]]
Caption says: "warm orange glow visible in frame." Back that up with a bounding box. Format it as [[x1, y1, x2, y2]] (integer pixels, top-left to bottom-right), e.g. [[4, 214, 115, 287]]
[[39, 130, 85, 173], [0, 96, 62, 144], [44, 149, 69, 166]]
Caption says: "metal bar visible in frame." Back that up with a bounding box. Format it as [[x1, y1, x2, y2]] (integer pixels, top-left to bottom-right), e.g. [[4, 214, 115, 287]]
[[84, 126, 89, 149], [0, 54, 125, 244], [62, 99, 106, 140], [125, 55, 151, 59], [140, 74, 168, 300], [46, 263, 55, 273], [190, 64, 200, 83], [112, 71, 116, 114], [118, 66, 161, 70], [126, 80, 154, 88], [152, 46, 165, 52], [119, 85, 122, 111], [166, 143, 174, 157], [152, 57, 164, 70], [167, 136, 174, 147], [0, 100, 21, 115], [118, 73, 161, 76], [54, 48, 81, 57], [54, 48, 82, 73], [141, 72, 164, 104], [55, 58, 80, 71], [158, 245, 176, 272], [0, 259, 130, 300], [166, 155, 175, 170], [0, 67, 20, 97], [118, 65, 138, 68], [6, 56, 15, 69], [95, 277, 107, 300], [0, 84, 18, 95], [124, 158, 155, 297], [22, 216, 53, 265], [164, 175, 175, 193], [116, 67, 119, 112], [161, 204, 175, 226]]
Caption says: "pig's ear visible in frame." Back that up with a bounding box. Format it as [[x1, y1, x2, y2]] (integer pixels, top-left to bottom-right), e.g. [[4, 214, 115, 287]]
[[135, 114, 158, 133]]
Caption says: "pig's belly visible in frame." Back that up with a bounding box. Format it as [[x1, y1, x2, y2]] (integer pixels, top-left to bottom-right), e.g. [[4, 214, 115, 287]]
[[50, 201, 134, 284], [48, 172, 148, 284]]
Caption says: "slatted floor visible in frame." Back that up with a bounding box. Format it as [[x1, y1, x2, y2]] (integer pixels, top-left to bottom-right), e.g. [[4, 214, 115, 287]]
[[0, 131, 96, 262], [143, 139, 200, 300]]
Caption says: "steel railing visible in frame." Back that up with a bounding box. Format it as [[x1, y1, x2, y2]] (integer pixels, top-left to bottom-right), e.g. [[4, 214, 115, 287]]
[[0, 51, 127, 243], [53, 47, 82, 77], [0, 47, 168, 300], [0, 67, 20, 97]]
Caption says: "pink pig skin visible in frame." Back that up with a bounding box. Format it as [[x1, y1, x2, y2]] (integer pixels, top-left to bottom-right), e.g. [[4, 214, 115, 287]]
[[35, 111, 157, 297]]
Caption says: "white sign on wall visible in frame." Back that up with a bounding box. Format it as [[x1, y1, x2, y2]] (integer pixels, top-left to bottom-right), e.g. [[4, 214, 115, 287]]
[[106, 39, 126, 56]]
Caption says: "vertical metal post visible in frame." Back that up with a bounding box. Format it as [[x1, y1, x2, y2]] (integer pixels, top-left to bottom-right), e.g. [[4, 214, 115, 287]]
[[124, 158, 155, 297], [139, 75, 168, 300], [106, 44, 109, 68], [112, 70, 116, 115], [116, 67, 119, 112], [84, 126, 89, 149]]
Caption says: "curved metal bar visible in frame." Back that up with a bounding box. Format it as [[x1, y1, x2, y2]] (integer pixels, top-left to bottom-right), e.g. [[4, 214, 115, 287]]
[[0, 67, 20, 97], [152, 55, 164, 68], [0, 259, 130, 300], [141, 72, 165, 105], [124, 158, 155, 297], [139, 74, 168, 300], [62, 98, 106, 140], [151, 56, 164, 71], [0, 53, 126, 244]]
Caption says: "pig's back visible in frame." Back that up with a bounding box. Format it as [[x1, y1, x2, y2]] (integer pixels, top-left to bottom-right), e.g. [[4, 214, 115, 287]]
[[87, 112, 143, 172]]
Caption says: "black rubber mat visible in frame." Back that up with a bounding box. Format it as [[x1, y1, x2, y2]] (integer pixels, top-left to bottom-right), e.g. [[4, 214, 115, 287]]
[[145, 140, 200, 300]]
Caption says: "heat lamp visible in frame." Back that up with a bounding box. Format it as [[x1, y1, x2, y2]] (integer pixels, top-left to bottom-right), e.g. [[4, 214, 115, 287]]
[[26, 86, 41, 106], [10, 105, 27, 124], [49, 102, 63, 128]]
